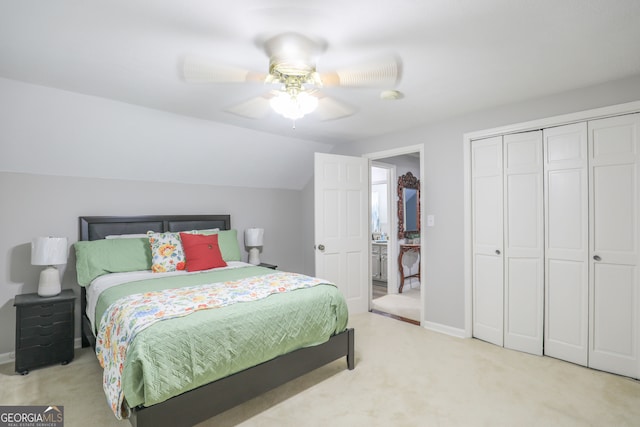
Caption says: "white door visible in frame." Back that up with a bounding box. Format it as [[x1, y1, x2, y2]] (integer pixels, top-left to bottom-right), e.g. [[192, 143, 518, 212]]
[[315, 153, 370, 314], [503, 131, 544, 355], [588, 113, 640, 378], [472, 136, 504, 346], [543, 122, 589, 366]]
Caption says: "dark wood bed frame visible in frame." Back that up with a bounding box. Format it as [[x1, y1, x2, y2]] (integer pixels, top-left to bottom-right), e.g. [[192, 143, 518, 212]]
[[78, 215, 355, 427]]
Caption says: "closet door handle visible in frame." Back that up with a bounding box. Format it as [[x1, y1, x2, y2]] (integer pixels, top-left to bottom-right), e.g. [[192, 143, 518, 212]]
[[495, 249, 501, 255], [593, 255, 601, 261]]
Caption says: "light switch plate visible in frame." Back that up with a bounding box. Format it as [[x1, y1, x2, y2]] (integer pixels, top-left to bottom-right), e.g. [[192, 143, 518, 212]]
[[427, 215, 435, 227]]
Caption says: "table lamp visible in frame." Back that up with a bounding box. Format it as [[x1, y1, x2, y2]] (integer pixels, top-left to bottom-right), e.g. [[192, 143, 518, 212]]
[[244, 228, 264, 265], [31, 237, 68, 297]]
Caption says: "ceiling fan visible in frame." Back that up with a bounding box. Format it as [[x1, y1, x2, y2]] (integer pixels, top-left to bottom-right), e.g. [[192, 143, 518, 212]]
[[181, 32, 402, 124]]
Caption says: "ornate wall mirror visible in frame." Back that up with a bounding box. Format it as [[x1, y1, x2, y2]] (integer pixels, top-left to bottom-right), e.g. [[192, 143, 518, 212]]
[[397, 171, 420, 239]]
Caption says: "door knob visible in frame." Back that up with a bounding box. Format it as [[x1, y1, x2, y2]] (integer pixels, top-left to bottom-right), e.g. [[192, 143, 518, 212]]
[[495, 249, 501, 255], [318, 244, 325, 251], [593, 255, 601, 261]]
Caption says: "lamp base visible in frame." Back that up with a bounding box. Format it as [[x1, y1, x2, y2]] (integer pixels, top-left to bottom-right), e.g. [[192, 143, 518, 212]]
[[248, 248, 261, 265], [38, 266, 61, 297]]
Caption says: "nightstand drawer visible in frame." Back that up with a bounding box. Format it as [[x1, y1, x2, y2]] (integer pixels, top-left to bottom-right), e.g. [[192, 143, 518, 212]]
[[19, 321, 73, 349], [21, 300, 73, 318], [15, 342, 74, 373], [20, 311, 71, 328]]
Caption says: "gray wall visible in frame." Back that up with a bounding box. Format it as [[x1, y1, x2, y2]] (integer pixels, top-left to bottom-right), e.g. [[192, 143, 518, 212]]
[[0, 171, 304, 356], [323, 73, 640, 332]]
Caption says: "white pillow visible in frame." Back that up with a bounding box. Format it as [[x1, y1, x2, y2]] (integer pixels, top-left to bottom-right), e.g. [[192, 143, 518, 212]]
[[190, 228, 220, 234]]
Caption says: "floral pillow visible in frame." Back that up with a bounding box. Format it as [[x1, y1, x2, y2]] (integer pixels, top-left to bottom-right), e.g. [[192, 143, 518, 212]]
[[147, 231, 186, 273]]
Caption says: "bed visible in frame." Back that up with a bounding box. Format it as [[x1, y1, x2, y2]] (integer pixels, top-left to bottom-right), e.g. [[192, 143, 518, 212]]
[[77, 214, 354, 427]]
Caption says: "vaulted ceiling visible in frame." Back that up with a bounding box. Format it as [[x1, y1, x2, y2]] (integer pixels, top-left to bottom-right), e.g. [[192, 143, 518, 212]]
[[1, 0, 639, 146]]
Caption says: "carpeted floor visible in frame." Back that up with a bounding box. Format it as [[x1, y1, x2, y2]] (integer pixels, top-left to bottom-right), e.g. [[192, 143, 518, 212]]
[[1, 312, 639, 426]]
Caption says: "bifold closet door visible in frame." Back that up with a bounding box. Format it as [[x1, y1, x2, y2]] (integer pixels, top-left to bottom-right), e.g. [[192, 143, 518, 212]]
[[588, 113, 640, 379], [503, 131, 544, 355], [543, 123, 589, 366], [472, 136, 504, 347], [472, 133, 543, 354]]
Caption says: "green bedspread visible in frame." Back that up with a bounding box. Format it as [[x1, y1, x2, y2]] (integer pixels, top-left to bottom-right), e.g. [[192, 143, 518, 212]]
[[93, 266, 348, 411]]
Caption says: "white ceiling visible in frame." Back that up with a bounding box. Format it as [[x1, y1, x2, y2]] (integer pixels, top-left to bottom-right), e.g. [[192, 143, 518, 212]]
[[1, 0, 639, 145]]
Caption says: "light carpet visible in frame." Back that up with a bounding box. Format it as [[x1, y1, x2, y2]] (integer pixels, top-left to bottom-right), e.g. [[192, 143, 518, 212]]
[[371, 287, 421, 321], [1, 312, 639, 426]]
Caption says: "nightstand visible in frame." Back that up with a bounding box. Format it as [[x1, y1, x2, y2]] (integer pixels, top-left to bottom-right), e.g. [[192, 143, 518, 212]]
[[259, 262, 278, 270], [14, 289, 75, 375]]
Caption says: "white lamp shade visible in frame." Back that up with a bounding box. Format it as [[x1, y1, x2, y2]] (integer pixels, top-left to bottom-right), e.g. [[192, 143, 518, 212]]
[[31, 237, 68, 266], [244, 228, 264, 247]]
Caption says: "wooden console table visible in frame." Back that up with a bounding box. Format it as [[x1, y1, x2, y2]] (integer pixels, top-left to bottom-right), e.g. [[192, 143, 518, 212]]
[[398, 244, 420, 293]]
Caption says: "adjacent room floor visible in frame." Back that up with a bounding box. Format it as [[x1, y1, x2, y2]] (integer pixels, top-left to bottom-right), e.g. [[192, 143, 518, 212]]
[[371, 280, 421, 323]]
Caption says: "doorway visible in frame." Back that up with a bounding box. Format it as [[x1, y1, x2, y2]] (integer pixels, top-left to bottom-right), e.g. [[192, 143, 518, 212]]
[[370, 162, 393, 296], [365, 146, 424, 325]]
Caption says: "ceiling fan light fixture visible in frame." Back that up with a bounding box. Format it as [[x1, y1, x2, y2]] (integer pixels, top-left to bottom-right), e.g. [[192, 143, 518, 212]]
[[270, 90, 318, 120], [183, 32, 398, 123]]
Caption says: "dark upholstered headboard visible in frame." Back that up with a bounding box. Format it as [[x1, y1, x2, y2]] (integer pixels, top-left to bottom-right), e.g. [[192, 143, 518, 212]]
[[79, 215, 231, 241]]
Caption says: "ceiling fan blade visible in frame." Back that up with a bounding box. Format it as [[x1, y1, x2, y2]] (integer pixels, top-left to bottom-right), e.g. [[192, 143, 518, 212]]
[[182, 55, 266, 84], [321, 55, 402, 88], [225, 94, 273, 119], [315, 96, 356, 121]]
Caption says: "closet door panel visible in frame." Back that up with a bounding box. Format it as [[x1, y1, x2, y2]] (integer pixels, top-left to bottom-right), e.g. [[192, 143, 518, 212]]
[[505, 174, 540, 249], [503, 132, 543, 355], [593, 164, 635, 258], [506, 258, 542, 337], [543, 123, 589, 366], [593, 264, 635, 356], [547, 170, 585, 253], [473, 253, 504, 344], [546, 260, 587, 357], [474, 175, 502, 251], [472, 137, 504, 346], [473, 139, 503, 254], [589, 114, 640, 378]]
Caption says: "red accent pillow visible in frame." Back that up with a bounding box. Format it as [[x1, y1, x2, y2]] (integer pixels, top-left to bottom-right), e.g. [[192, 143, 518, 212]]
[[179, 232, 227, 272]]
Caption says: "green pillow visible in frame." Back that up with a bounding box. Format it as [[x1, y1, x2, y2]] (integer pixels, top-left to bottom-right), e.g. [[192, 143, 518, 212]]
[[74, 238, 152, 286], [195, 229, 241, 262]]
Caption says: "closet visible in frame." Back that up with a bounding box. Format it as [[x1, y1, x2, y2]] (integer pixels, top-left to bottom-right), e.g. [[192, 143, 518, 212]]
[[471, 112, 640, 379]]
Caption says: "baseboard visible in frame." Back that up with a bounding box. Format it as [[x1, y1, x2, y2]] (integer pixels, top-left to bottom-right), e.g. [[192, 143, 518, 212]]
[[0, 338, 85, 367], [0, 351, 13, 366], [423, 321, 467, 338]]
